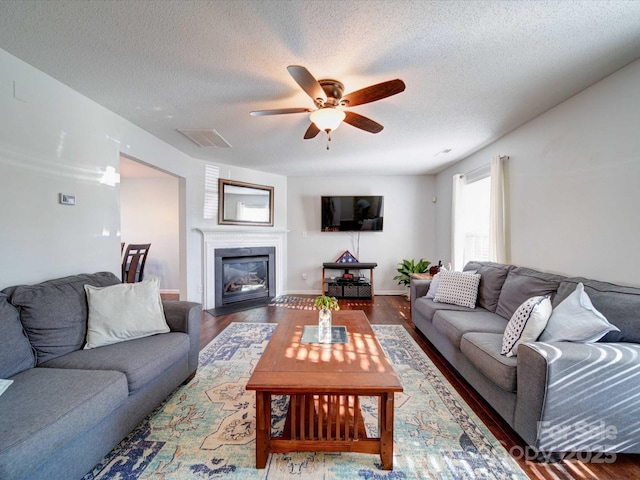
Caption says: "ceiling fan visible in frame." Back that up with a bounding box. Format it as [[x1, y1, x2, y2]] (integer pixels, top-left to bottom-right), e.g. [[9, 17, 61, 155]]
[[250, 65, 405, 147]]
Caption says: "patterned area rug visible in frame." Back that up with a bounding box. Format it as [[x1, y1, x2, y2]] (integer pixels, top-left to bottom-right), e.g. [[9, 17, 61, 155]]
[[83, 323, 527, 479]]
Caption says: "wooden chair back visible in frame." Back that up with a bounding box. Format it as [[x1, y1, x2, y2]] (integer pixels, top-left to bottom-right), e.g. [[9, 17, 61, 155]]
[[121, 243, 151, 283]]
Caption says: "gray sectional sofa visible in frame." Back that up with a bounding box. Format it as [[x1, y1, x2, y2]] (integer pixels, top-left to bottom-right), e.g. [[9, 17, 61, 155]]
[[411, 261, 640, 455], [0, 272, 202, 480]]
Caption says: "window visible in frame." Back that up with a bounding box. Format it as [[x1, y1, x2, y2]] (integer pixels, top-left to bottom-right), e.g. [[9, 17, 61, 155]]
[[461, 176, 491, 264], [203, 164, 219, 220], [452, 156, 507, 270], [452, 166, 491, 269], [235, 201, 270, 223]]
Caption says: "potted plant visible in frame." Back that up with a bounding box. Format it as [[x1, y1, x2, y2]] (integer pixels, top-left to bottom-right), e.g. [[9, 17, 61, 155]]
[[314, 295, 340, 343], [393, 258, 431, 300]]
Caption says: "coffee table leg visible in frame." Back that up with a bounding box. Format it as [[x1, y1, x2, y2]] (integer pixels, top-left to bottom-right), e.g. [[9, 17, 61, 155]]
[[379, 393, 394, 470], [255, 391, 270, 468]]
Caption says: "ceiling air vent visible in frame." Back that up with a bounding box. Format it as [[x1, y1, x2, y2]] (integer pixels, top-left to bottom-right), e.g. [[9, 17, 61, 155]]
[[177, 128, 231, 148]]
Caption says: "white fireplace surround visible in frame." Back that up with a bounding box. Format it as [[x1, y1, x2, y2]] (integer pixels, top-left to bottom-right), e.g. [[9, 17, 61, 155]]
[[197, 228, 288, 309]]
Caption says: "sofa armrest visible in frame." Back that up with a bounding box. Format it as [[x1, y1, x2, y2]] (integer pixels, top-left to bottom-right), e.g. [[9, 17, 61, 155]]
[[410, 279, 431, 312], [163, 301, 202, 377], [411, 279, 431, 300], [515, 341, 640, 453]]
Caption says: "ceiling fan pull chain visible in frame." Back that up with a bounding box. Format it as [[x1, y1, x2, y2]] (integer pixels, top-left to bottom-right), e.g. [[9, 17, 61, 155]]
[[326, 130, 332, 150]]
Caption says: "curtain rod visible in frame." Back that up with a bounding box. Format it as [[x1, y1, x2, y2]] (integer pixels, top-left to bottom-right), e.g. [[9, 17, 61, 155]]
[[461, 155, 509, 177], [462, 163, 489, 177]]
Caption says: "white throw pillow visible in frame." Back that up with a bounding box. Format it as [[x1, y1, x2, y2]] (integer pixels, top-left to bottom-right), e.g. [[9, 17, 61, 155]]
[[0, 379, 13, 397], [539, 283, 620, 343], [425, 272, 441, 299], [501, 296, 552, 357], [84, 277, 169, 349], [425, 268, 470, 299], [433, 270, 481, 309]]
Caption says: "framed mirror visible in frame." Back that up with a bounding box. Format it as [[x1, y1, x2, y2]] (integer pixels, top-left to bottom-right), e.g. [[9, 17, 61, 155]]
[[218, 179, 274, 226]]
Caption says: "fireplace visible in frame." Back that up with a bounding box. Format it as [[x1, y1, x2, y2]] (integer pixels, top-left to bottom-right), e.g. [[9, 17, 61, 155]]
[[197, 228, 287, 311], [213, 246, 276, 314]]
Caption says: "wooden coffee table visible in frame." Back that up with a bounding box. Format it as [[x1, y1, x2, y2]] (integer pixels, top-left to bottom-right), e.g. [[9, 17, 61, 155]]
[[246, 310, 403, 469]]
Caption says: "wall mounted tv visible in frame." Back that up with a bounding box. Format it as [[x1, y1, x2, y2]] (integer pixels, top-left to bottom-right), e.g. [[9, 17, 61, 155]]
[[321, 196, 384, 232]]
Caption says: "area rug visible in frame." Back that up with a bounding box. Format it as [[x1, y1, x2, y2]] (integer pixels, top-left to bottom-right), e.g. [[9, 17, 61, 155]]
[[83, 323, 528, 479]]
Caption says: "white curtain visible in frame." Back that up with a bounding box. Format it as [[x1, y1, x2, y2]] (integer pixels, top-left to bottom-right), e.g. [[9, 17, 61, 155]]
[[489, 155, 507, 263], [451, 174, 465, 271]]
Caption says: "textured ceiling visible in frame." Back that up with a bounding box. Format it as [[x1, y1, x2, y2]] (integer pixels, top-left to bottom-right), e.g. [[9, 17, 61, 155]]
[[1, 0, 639, 176]]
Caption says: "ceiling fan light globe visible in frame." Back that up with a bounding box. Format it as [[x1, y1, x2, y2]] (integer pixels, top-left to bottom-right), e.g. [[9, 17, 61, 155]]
[[310, 108, 346, 132]]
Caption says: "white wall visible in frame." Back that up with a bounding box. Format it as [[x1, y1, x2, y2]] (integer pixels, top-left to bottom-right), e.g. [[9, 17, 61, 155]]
[[0, 47, 198, 291], [0, 47, 289, 303], [0, 48, 124, 287], [120, 176, 179, 290], [287, 175, 436, 295], [434, 58, 640, 287]]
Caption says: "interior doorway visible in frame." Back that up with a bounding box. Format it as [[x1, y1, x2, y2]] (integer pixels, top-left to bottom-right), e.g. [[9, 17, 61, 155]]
[[119, 154, 182, 297]]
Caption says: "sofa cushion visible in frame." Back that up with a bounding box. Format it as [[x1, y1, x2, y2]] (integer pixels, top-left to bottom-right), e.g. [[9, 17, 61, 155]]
[[554, 278, 640, 343], [495, 266, 565, 320], [413, 297, 478, 324], [434, 270, 481, 308], [433, 309, 508, 348], [40, 332, 190, 393], [501, 295, 552, 357], [0, 367, 127, 480], [540, 283, 620, 343], [461, 332, 518, 392], [84, 277, 169, 349], [0, 293, 35, 378], [464, 261, 512, 313], [3, 272, 121, 364]]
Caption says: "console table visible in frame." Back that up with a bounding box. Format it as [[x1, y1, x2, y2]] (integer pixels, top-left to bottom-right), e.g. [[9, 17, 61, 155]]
[[322, 262, 377, 300]]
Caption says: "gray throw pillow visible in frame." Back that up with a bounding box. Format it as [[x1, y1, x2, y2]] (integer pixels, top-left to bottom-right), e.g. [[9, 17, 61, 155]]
[[464, 262, 512, 312], [6, 272, 120, 364], [539, 283, 620, 343], [0, 293, 35, 378]]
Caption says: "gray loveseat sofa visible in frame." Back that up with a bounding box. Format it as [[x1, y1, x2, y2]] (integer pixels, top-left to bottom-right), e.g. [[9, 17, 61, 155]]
[[411, 261, 640, 455], [0, 272, 201, 480]]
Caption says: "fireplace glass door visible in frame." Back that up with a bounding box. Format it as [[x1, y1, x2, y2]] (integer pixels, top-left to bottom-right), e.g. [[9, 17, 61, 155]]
[[221, 257, 269, 304]]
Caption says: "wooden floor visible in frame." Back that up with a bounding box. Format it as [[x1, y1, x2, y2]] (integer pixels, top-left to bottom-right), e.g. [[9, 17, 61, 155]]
[[194, 294, 640, 480]]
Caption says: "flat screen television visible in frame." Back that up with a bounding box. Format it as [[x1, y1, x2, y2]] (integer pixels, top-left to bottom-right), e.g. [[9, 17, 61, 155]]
[[321, 196, 384, 232]]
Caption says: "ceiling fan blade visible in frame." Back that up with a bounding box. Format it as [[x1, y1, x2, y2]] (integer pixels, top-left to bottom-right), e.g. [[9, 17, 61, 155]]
[[250, 107, 311, 116], [343, 111, 384, 134], [287, 65, 327, 104], [303, 123, 321, 139], [342, 79, 405, 107]]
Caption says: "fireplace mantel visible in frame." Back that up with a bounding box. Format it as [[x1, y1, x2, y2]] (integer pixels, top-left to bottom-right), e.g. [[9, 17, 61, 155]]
[[196, 228, 288, 309]]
